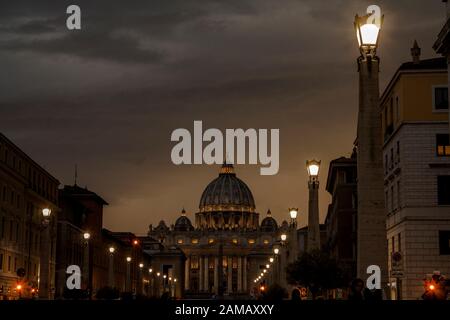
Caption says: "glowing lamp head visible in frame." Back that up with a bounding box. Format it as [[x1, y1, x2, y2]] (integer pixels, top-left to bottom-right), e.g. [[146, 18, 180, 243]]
[[266, 264, 270, 269], [163, 275, 167, 279], [273, 248, 280, 255], [42, 208, 51, 217], [354, 8, 383, 54], [289, 208, 298, 219], [133, 239, 139, 246], [306, 160, 321, 178], [156, 272, 161, 277], [109, 247, 115, 253], [269, 257, 274, 263], [429, 284, 435, 291], [126, 256, 131, 262], [139, 263, 144, 268], [83, 232, 91, 240], [16, 284, 22, 290], [174, 278, 177, 282], [280, 234, 287, 242], [149, 268, 153, 273]]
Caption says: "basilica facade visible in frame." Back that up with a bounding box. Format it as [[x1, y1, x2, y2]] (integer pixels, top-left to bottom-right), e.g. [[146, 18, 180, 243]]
[[148, 163, 288, 297]]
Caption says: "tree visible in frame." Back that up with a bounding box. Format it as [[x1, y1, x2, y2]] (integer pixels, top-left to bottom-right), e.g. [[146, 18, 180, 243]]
[[286, 250, 346, 299]]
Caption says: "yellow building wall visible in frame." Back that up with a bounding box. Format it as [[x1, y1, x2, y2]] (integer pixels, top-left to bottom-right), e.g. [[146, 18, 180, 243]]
[[381, 71, 447, 139]]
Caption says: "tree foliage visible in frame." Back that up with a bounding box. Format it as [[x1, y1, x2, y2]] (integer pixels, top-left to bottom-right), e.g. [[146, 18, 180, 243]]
[[286, 250, 347, 297]]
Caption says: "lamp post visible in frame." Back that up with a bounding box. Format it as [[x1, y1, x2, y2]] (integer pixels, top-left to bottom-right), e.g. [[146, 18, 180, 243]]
[[273, 246, 280, 285], [148, 268, 154, 297], [83, 232, 90, 298], [138, 263, 144, 295], [354, 6, 388, 289], [288, 208, 299, 263], [126, 256, 132, 292], [39, 208, 52, 299], [108, 247, 115, 288], [306, 160, 321, 252]]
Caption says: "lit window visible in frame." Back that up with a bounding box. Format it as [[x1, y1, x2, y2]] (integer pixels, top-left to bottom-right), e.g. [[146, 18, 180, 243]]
[[208, 238, 214, 244], [191, 239, 198, 244], [248, 239, 255, 244], [263, 239, 270, 245], [177, 239, 183, 244], [436, 134, 450, 157], [232, 239, 238, 244]]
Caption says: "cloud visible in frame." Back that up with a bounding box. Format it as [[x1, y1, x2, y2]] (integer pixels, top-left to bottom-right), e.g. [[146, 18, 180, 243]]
[[1, 30, 165, 65], [0, 0, 446, 233]]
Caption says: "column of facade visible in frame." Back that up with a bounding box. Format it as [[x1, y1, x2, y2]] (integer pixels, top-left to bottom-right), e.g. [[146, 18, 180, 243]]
[[204, 256, 209, 291], [242, 256, 247, 292], [185, 255, 190, 291], [214, 256, 219, 294], [227, 256, 233, 293], [199, 256, 204, 291], [237, 256, 242, 292]]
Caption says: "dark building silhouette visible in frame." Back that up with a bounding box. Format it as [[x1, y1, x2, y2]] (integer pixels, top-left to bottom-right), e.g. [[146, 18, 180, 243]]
[[324, 151, 357, 280]]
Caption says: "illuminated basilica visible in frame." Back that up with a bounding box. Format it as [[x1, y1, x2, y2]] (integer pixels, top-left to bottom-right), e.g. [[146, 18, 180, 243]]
[[147, 163, 289, 296]]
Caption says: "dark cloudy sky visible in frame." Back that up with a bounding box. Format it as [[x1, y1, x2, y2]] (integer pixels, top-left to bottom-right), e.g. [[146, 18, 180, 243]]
[[0, 1, 446, 235]]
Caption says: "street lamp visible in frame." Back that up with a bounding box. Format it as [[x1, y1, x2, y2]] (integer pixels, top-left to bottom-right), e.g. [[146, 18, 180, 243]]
[[289, 208, 298, 220], [39, 208, 52, 299], [354, 6, 383, 57], [269, 257, 274, 263], [42, 208, 51, 218], [83, 232, 91, 298], [108, 247, 115, 288], [139, 263, 144, 268], [126, 256, 132, 292], [280, 234, 287, 242], [306, 160, 320, 180], [354, 5, 388, 288], [273, 248, 279, 255], [306, 159, 321, 252]]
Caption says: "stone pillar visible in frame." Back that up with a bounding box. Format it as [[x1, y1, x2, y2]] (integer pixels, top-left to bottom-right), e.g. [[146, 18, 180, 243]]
[[227, 256, 232, 294], [290, 224, 298, 263], [214, 257, 219, 294], [237, 256, 242, 292], [108, 252, 114, 288], [126, 260, 131, 292], [38, 225, 51, 299], [185, 256, 190, 291], [357, 55, 388, 288], [307, 178, 320, 251], [204, 256, 209, 291], [242, 256, 247, 292], [199, 256, 204, 291]]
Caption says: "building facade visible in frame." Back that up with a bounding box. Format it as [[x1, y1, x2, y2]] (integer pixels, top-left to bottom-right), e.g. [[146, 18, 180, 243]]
[[324, 152, 357, 280], [0, 133, 59, 299], [148, 163, 288, 297], [381, 47, 450, 300]]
